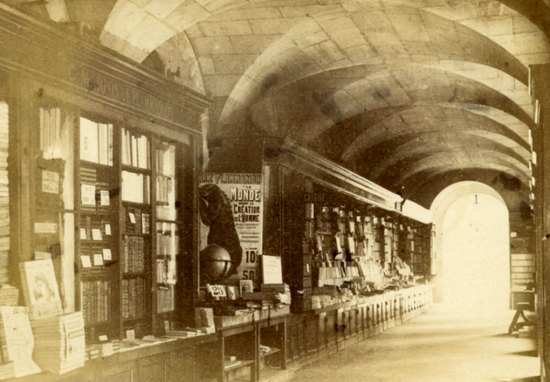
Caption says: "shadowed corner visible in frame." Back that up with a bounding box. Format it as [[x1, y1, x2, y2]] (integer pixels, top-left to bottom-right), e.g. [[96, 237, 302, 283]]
[[495, 377, 540, 382], [507, 350, 538, 357]]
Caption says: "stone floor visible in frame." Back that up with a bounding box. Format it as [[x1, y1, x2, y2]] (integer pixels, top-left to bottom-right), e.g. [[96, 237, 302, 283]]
[[271, 306, 539, 382]]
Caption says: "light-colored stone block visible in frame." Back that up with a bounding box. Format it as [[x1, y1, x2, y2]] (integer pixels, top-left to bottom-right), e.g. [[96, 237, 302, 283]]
[[389, 12, 431, 42], [294, 30, 328, 49], [193, 36, 235, 54], [279, 5, 342, 18], [203, 74, 241, 97], [126, 14, 176, 53], [209, 7, 282, 21], [367, 31, 403, 47], [249, 17, 304, 35], [231, 34, 280, 54], [345, 45, 383, 65], [104, 0, 148, 39], [165, 2, 211, 31], [144, 0, 182, 20], [200, 20, 253, 36], [212, 54, 257, 74], [198, 56, 216, 75]]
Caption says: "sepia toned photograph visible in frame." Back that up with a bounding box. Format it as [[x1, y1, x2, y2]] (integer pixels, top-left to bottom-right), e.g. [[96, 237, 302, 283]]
[[0, 0, 547, 381]]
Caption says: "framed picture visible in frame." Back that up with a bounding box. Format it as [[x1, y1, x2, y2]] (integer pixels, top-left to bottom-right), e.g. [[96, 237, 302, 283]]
[[239, 280, 253, 296]]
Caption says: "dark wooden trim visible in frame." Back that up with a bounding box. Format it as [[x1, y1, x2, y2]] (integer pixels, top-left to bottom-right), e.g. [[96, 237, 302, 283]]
[[267, 139, 404, 214]]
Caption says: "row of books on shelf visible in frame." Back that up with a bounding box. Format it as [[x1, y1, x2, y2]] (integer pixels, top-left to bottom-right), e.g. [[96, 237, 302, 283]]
[[80, 117, 113, 166], [121, 277, 146, 320], [81, 279, 111, 325], [123, 235, 146, 274], [121, 128, 150, 169]]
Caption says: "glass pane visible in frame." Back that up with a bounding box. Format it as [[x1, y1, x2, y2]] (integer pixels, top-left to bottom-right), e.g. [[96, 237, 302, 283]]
[[121, 127, 150, 169], [155, 144, 176, 221], [79, 117, 113, 166]]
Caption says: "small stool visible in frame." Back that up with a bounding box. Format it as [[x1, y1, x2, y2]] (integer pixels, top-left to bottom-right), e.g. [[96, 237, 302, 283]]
[[508, 302, 534, 334], [508, 291, 535, 335]]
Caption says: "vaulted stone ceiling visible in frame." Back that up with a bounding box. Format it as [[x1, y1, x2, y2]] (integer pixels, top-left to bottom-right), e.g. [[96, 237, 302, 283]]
[[30, 0, 550, 208]]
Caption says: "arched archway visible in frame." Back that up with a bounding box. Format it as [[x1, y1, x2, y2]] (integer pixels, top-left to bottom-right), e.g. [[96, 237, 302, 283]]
[[431, 182, 510, 316]]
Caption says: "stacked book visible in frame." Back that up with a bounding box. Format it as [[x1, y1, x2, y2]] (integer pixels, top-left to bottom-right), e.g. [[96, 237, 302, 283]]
[[30, 311, 85, 374]]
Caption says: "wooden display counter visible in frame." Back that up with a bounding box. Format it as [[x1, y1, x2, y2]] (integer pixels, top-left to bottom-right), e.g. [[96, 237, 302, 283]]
[[6, 334, 217, 382], [286, 285, 433, 365], [209, 312, 289, 382]]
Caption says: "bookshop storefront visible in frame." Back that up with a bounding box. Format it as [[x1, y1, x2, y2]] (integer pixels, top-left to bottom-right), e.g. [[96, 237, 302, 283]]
[[0, 4, 434, 382], [0, 5, 211, 381]]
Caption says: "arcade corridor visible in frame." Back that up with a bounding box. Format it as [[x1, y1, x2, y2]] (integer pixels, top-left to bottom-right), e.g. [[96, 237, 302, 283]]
[[274, 306, 539, 382], [0, 1, 549, 381]]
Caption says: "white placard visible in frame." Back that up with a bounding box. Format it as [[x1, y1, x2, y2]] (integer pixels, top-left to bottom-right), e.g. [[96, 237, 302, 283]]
[[93, 253, 104, 266], [206, 284, 227, 298], [102, 248, 112, 261], [99, 190, 110, 206], [41, 170, 59, 194], [125, 329, 135, 341], [34, 222, 57, 234], [91, 228, 102, 241], [81, 184, 96, 206], [104, 223, 111, 236], [262, 255, 283, 284], [80, 256, 92, 268]]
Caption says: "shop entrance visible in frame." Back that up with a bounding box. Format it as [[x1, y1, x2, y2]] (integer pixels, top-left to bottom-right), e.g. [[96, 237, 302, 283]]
[[431, 182, 510, 317]]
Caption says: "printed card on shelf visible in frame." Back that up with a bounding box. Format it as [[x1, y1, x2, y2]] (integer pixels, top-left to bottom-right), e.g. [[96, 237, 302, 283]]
[[80, 256, 92, 268], [79, 228, 87, 240], [128, 212, 136, 224], [93, 253, 104, 266], [102, 248, 112, 261], [81, 184, 96, 206], [99, 190, 110, 206], [91, 228, 102, 241], [126, 329, 135, 341], [104, 223, 111, 236]]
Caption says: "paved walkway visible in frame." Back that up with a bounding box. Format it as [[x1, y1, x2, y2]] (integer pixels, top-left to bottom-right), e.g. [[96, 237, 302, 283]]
[[282, 306, 539, 382]]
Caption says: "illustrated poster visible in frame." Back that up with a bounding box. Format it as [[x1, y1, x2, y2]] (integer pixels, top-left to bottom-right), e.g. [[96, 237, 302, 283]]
[[199, 173, 263, 285]]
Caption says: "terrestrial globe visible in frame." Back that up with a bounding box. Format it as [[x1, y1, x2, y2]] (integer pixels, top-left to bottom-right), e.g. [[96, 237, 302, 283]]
[[200, 244, 232, 282]]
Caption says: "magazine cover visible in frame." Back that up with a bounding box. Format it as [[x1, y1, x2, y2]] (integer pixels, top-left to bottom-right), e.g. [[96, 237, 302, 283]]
[[19, 259, 63, 320]]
